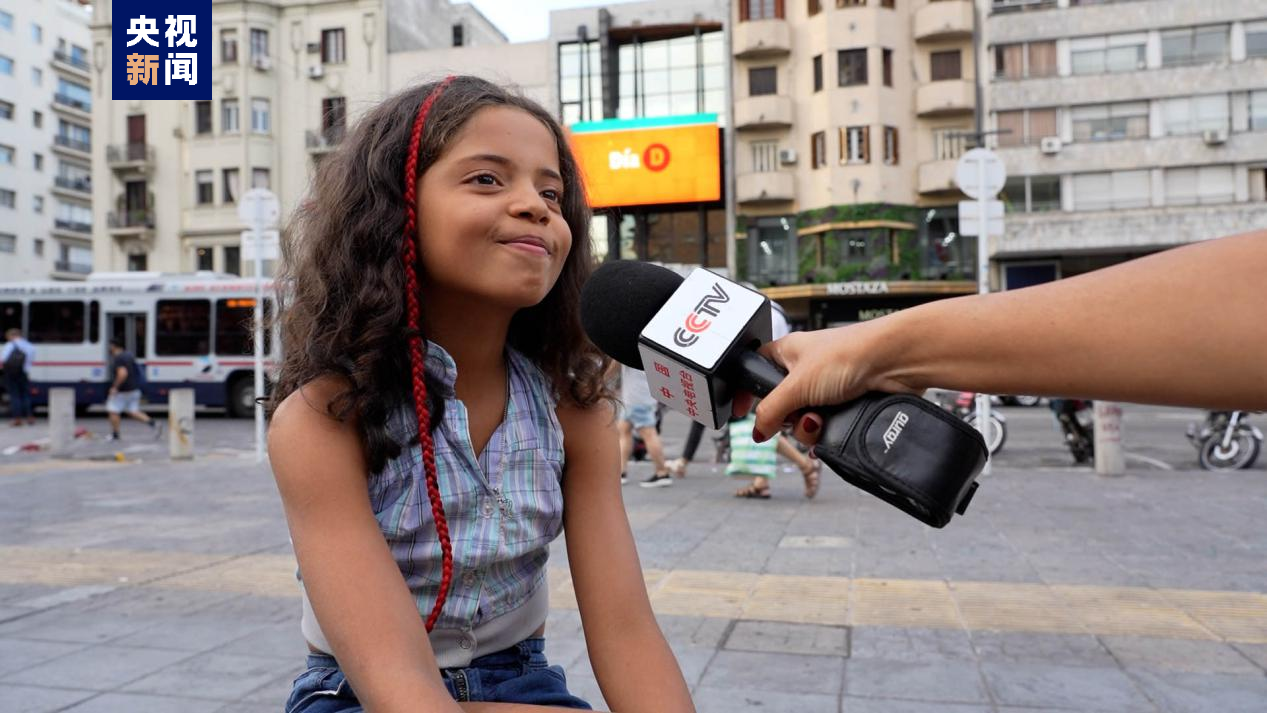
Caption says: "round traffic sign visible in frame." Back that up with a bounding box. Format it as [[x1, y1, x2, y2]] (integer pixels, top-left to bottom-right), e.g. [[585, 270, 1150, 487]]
[[954, 148, 1007, 199], [238, 188, 280, 228]]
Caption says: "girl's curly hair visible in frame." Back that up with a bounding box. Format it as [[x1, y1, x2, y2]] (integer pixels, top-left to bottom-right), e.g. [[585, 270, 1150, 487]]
[[266, 76, 611, 476]]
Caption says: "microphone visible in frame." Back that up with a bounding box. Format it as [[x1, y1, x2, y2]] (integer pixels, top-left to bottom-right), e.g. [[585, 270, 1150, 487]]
[[580, 261, 987, 528]]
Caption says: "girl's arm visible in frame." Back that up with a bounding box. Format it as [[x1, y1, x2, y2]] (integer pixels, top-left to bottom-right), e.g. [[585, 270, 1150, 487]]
[[558, 399, 695, 713], [269, 377, 462, 713]]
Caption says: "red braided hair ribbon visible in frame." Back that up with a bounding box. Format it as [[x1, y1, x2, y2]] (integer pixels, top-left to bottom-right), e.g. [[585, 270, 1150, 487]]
[[399, 76, 457, 633]]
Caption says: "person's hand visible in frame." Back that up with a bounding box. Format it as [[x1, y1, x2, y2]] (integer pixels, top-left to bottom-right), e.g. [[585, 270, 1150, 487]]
[[733, 319, 922, 446]]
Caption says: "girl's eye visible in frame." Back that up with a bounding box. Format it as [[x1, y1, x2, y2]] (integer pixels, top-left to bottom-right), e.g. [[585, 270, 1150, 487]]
[[541, 189, 561, 203], [472, 173, 498, 186]]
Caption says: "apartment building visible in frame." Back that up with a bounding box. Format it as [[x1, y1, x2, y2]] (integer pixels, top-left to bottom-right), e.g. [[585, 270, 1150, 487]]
[[89, 0, 508, 276], [0, 0, 93, 281], [986, 0, 1267, 288]]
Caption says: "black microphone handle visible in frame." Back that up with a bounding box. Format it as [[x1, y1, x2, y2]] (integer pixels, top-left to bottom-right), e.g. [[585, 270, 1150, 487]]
[[729, 350, 788, 398]]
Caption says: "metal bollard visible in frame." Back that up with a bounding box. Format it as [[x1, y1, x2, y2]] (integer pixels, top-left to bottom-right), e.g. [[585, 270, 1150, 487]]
[[1093, 401, 1125, 476], [168, 388, 195, 460], [49, 388, 75, 457]]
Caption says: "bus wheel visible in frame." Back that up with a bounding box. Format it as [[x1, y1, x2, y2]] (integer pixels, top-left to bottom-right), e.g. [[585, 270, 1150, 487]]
[[228, 378, 257, 418]]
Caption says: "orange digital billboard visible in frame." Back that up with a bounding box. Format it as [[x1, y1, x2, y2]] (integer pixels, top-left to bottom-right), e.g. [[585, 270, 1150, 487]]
[[568, 114, 721, 209]]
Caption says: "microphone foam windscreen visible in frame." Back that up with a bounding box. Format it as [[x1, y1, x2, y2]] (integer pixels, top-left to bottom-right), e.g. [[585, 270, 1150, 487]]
[[580, 260, 684, 369]]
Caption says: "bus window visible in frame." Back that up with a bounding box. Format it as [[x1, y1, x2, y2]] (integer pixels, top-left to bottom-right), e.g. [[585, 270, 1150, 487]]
[[28, 301, 86, 343], [89, 301, 100, 343], [156, 299, 211, 355], [215, 298, 272, 356], [0, 302, 21, 337]]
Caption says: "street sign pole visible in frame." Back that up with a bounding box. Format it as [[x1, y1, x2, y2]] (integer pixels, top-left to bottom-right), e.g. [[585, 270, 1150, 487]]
[[238, 189, 279, 465], [975, 157, 992, 475]]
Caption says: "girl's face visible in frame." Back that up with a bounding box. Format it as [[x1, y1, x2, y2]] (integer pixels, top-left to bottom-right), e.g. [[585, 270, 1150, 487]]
[[415, 106, 573, 311]]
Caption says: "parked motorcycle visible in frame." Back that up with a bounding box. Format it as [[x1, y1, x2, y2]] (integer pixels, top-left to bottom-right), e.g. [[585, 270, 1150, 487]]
[[1186, 411, 1262, 471], [1049, 399, 1094, 464]]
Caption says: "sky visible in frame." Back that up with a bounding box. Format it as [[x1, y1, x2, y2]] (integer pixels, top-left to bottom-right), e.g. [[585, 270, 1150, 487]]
[[467, 0, 643, 43]]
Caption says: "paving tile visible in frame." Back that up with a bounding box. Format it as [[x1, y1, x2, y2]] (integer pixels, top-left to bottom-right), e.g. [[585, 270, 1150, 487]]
[[111, 616, 269, 653], [0, 611, 153, 645], [239, 669, 301, 704], [62, 693, 225, 713], [723, 620, 849, 657], [1230, 643, 1267, 673], [212, 621, 309, 660], [120, 652, 296, 701], [843, 659, 988, 704], [981, 662, 1156, 712], [693, 686, 839, 713], [841, 699, 992, 713], [1101, 636, 1263, 675], [698, 650, 844, 696], [4, 645, 189, 691], [1128, 669, 1267, 713], [4, 684, 95, 713], [0, 637, 88, 676], [850, 627, 975, 663]]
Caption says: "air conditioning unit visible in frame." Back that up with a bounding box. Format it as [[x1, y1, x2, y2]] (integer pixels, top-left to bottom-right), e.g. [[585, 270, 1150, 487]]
[[307, 65, 324, 79], [252, 55, 272, 71], [1202, 128, 1228, 145], [1039, 136, 1063, 155], [778, 148, 798, 165]]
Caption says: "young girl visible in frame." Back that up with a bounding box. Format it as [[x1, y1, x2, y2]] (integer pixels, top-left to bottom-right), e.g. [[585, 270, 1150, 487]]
[[266, 76, 694, 712]]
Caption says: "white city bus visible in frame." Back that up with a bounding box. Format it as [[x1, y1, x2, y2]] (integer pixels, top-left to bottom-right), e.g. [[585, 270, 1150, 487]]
[[0, 272, 278, 417]]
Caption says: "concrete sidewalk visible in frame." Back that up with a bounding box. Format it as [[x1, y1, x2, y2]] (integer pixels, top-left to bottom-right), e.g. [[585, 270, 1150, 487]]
[[1, 406, 1265, 712]]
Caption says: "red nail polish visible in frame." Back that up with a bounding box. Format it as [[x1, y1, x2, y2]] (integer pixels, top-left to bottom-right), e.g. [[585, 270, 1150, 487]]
[[752, 427, 766, 442], [802, 417, 820, 434]]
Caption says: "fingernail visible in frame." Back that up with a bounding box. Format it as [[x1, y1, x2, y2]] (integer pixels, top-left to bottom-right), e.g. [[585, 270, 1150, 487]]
[[752, 427, 767, 443], [802, 416, 820, 434]]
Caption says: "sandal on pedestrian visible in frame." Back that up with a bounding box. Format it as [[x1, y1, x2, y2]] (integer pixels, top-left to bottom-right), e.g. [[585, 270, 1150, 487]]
[[734, 484, 771, 499], [667, 457, 688, 478], [801, 459, 822, 500]]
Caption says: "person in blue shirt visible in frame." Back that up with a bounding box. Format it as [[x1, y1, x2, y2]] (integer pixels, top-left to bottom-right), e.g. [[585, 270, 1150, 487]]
[[1, 328, 36, 426]]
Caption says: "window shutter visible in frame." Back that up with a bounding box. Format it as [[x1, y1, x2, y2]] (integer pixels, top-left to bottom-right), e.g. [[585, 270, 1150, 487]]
[[862, 126, 871, 163], [740, 0, 750, 22]]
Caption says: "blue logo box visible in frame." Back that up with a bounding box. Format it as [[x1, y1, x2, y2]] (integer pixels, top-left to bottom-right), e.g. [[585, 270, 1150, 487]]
[[112, 0, 211, 100]]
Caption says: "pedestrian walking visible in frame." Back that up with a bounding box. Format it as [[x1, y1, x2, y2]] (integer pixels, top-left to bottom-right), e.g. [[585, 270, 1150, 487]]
[[617, 363, 673, 487], [105, 339, 162, 441], [1, 328, 36, 426]]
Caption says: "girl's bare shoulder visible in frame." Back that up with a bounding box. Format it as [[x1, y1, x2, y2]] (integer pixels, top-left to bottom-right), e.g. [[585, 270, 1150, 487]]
[[269, 375, 363, 468]]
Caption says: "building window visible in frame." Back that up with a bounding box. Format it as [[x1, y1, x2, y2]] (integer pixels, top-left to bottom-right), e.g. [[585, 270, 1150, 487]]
[[0, 56, 13, 76], [812, 55, 822, 92], [837, 0, 865, 7], [0, 188, 14, 208], [1165, 165, 1234, 206], [0, 100, 11, 120], [322, 97, 347, 141], [882, 48, 893, 87], [34, 238, 43, 257], [749, 66, 777, 96], [1003, 175, 1062, 213], [31, 67, 42, 86], [1161, 25, 1229, 67], [880, 0, 895, 7], [841, 126, 870, 164], [33, 153, 43, 171], [996, 41, 1056, 79], [194, 100, 212, 135], [0, 145, 13, 165], [751, 140, 779, 173], [321, 28, 346, 64], [996, 108, 1056, 147], [882, 126, 898, 165], [250, 98, 270, 134], [195, 170, 214, 205], [1161, 94, 1229, 136], [252, 168, 270, 189], [33, 195, 44, 213], [1247, 20, 1267, 59], [995, 44, 1023, 79], [195, 248, 214, 271], [0, 234, 13, 254], [811, 130, 826, 169], [452, 23, 464, 47], [1071, 102, 1148, 142], [223, 168, 239, 204], [1071, 34, 1146, 75], [56, 78, 91, 111], [128, 254, 148, 272], [930, 50, 962, 81], [1072, 170, 1150, 211], [33, 110, 42, 128], [610, 31, 724, 121], [224, 246, 241, 276], [250, 28, 269, 61], [31, 23, 42, 43], [559, 40, 601, 124], [156, 300, 211, 355], [838, 49, 867, 86], [809, 0, 822, 16], [222, 98, 240, 133], [0, 11, 10, 31], [740, 0, 783, 21], [1251, 90, 1267, 131], [221, 28, 238, 63]]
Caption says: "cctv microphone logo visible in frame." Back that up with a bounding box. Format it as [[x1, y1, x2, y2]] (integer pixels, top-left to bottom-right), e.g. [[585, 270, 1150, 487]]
[[673, 282, 730, 348], [883, 411, 910, 453]]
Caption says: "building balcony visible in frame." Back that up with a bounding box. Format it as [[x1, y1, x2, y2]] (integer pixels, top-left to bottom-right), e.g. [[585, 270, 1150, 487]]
[[106, 144, 154, 172], [733, 19, 791, 59], [735, 95, 794, 131], [108, 209, 155, 236], [52, 260, 92, 280], [916, 79, 975, 117], [51, 50, 92, 80], [51, 93, 92, 119], [52, 176, 92, 198], [51, 219, 93, 239], [737, 171, 795, 205], [305, 128, 344, 154], [914, 0, 973, 43], [918, 159, 960, 195], [53, 134, 92, 158]]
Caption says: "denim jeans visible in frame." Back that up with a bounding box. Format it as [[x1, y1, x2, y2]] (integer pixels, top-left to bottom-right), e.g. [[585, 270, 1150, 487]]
[[4, 373, 32, 419], [285, 638, 591, 712]]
